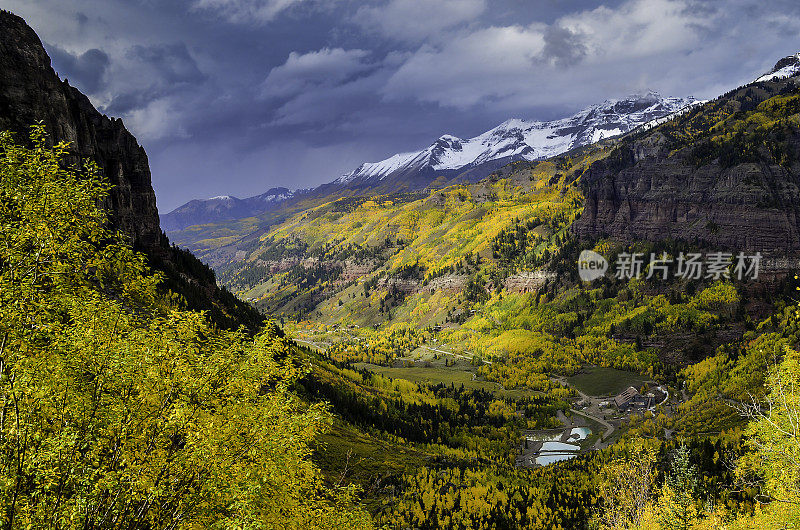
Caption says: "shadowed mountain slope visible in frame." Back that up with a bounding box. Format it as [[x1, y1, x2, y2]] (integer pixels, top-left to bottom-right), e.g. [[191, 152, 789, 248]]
[[0, 10, 261, 330]]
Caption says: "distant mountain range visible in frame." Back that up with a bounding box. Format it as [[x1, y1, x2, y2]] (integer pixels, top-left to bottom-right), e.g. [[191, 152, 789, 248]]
[[162, 51, 800, 234], [161, 92, 698, 231], [335, 92, 698, 186], [160, 187, 298, 231]]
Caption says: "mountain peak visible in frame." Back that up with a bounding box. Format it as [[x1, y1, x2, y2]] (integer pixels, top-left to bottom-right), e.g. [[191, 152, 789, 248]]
[[162, 187, 297, 230], [755, 52, 800, 83], [335, 92, 697, 187], [495, 118, 527, 130], [604, 91, 661, 104]]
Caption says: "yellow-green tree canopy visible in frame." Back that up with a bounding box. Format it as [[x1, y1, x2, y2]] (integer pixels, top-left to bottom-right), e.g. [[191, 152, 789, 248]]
[[733, 343, 800, 527], [0, 125, 372, 529]]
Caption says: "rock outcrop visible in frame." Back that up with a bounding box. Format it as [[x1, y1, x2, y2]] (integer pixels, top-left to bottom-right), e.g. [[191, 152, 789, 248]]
[[575, 142, 800, 253], [574, 78, 800, 254], [0, 10, 262, 330], [0, 10, 160, 249], [504, 271, 557, 294]]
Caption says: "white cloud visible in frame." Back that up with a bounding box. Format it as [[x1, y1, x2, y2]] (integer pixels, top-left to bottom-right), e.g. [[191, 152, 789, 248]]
[[126, 97, 189, 141], [381, 0, 713, 109], [353, 0, 486, 43], [191, 0, 307, 24], [383, 24, 547, 107], [558, 0, 706, 60], [261, 47, 373, 98]]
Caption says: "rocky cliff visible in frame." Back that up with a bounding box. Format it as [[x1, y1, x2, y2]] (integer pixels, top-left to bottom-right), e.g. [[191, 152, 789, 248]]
[[574, 72, 800, 254], [0, 10, 160, 249], [0, 10, 262, 330]]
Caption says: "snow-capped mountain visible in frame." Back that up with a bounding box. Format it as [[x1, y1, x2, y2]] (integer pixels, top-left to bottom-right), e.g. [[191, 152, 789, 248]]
[[335, 92, 699, 187], [165, 92, 699, 232], [161, 187, 297, 231], [755, 52, 800, 83], [162, 52, 800, 237]]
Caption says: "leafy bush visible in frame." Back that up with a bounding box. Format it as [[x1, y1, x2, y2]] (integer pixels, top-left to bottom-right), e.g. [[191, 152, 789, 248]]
[[0, 126, 372, 529]]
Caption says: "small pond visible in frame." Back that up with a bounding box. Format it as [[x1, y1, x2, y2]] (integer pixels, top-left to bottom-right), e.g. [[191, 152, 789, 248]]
[[534, 441, 580, 465], [525, 427, 593, 466], [526, 431, 562, 442], [535, 453, 576, 465], [566, 427, 591, 441], [540, 441, 580, 452]]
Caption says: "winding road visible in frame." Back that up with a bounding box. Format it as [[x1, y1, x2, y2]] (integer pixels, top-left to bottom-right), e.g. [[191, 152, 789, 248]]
[[551, 376, 616, 449], [569, 408, 615, 449], [421, 345, 492, 364]]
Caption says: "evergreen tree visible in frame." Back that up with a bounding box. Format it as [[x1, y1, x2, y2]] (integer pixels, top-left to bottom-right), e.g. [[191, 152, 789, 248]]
[[657, 444, 699, 529]]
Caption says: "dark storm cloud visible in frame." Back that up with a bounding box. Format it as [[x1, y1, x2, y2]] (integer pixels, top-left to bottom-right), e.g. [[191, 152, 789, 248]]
[[5, 0, 800, 211], [542, 25, 587, 67], [97, 42, 208, 119], [48, 45, 110, 93], [103, 88, 190, 117], [99, 42, 210, 138], [127, 43, 207, 86]]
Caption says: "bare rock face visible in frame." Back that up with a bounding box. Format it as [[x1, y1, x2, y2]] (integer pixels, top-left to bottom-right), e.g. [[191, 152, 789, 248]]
[[574, 98, 800, 254], [0, 10, 263, 330], [0, 10, 160, 249], [504, 271, 557, 294]]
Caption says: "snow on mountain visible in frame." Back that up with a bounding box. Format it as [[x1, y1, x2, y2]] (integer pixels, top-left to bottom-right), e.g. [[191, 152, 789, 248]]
[[755, 52, 800, 83], [257, 189, 296, 202], [167, 92, 700, 232], [346, 151, 429, 181], [202, 188, 295, 205], [335, 92, 698, 186], [635, 99, 706, 133]]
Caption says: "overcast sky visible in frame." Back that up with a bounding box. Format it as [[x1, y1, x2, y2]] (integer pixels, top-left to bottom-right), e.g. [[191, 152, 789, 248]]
[[4, 0, 800, 211]]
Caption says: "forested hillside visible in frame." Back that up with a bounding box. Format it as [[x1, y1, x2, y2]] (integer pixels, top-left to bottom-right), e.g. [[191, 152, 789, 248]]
[[0, 127, 373, 528], [4, 6, 800, 528], [203, 68, 800, 528]]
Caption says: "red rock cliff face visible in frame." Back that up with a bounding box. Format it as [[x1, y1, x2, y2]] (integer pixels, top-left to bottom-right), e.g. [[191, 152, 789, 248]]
[[573, 82, 800, 254], [0, 10, 160, 249]]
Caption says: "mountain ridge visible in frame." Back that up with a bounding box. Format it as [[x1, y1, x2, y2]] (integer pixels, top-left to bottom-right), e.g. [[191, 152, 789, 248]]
[[0, 10, 262, 330], [335, 92, 698, 186], [160, 186, 297, 231], [162, 92, 698, 231], [574, 71, 800, 253]]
